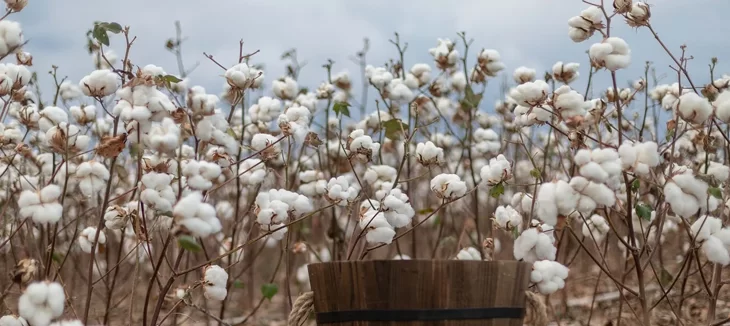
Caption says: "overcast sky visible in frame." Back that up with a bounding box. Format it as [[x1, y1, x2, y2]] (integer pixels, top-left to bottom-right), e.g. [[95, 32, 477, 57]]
[[15, 0, 730, 108]]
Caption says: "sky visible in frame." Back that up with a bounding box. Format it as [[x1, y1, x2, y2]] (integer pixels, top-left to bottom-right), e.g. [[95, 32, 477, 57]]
[[13, 0, 730, 111]]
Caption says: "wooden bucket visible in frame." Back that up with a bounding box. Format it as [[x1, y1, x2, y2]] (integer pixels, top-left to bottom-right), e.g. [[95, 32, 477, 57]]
[[307, 260, 531, 325]]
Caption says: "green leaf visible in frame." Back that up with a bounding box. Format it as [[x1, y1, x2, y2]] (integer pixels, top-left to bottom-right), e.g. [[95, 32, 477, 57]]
[[52, 252, 64, 264], [105, 22, 123, 34], [417, 208, 434, 215], [635, 204, 653, 221], [529, 168, 541, 179], [462, 85, 483, 109], [489, 182, 505, 199], [659, 268, 673, 286], [261, 283, 278, 300], [177, 235, 202, 252], [163, 74, 182, 83], [233, 280, 245, 289], [631, 179, 640, 191], [512, 227, 519, 239], [382, 119, 409, 140], [92, 26, 110, 46], [709, 187, 723, 199], [432, 215, 441, 226], [332, 102, 351, 118]]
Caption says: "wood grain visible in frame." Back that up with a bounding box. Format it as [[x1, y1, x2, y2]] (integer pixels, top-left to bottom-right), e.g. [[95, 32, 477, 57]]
[[308, 260, 531, 326]]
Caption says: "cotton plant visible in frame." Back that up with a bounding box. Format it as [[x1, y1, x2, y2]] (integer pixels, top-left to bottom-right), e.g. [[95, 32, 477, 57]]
[[581, 214, 610, 243], [552, 61, 580, 84], [415, 141, 444, 166], [567, 6, 603, 42], [78, 227, 106, 254], [430, 174, 467, 200], [428, 38, 459, 70], [17, 184, 63, 225], [358, 202, 396, 245], [530, 260, 569, 294], [663, 164, 719, 218], [472, 128, 501, 155], [690, 216, 730, 265], [454, 247, 482, 260], [140, 172, 176, 213], [379, 187, 416, 228], [0, 315, 28, 326], [203, 265, 228, 301], [255, 189, 313, 227], [618, 141, 661, 177], [514, 221, 557, 263], [75, 160, 110, 198], [45, 122, 90, 154], [17, 281, 65, 326], [172, 192, 222, 238], [513, 66, 536, 84], [324, 176, 359, 206], [278, 104, 311, 141], [493, 205, 522, 232], [347, 129, 380, 162], [181, 160, 222, 191]]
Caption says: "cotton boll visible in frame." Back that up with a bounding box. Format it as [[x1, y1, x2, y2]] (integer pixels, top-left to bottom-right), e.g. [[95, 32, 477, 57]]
[[581, 214, 610, 242], [626, 2, 651, 26], [428, 38, 459, 70], [203, 265, 229, 300], [430, 174, 467, 200], [690, 215, 722, 242], [18, 281, 65, 326], [676, 92, 712, 124], [701, 161, 730, 183], [480, 154, 512, 187], [589, 37, 631, 71], [0, 20, 24, 57], [324, 176, 359, 206], [387, 78, 415, 103], [535, 184, 559, 226], [450, 72, 467, 92], [415, 141, 444, 166], [514, 227, 556, 262], [381, 188, 415, 228], [17, 185, 64, 225], [0, 315, 28, 326], [702, 236, 730, 265], [225, 63, 261, 90], [78, 227, 106, 254], [172, 192, 222, 238], [38, 106, 68, 132], [455, 247, 482, 260], [530, 260, 569, 294], [79, 69, 118, 97], [272, 76, 298, 100], [348, 129, 380, 162], [552, 62, 580, 84], [359, 208, 395, 244], [494, 205, 522, 231], [714, 90, 730, 123], [365, 65, 394, 89], [509, 80, 549, 107], [567, 7, 602, 42], [513, 67, 536, 84], [618, 141, 660, 176]]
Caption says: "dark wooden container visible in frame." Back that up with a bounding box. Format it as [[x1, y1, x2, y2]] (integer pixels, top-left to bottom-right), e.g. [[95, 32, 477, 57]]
[[308, 260, 531, 326]]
